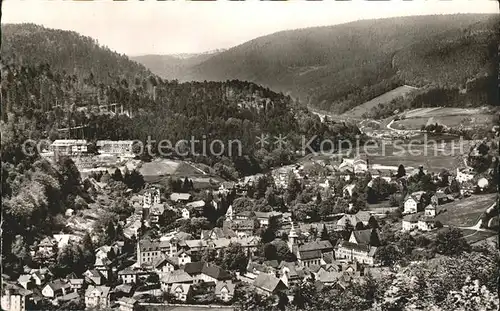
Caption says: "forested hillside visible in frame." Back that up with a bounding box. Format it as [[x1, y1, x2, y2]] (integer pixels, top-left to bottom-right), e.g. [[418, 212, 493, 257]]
[[133, 14, 499, 113], [131, 51, 220, 81], [1, 23, 152, 86], [1, 24, 361, 178]]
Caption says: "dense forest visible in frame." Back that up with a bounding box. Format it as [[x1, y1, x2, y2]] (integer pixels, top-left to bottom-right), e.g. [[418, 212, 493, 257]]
[[1, 23, 362, 177], [133, 14, 499, 113]]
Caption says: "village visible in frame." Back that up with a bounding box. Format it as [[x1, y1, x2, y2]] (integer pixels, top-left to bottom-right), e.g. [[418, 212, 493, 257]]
[[2, 133, 498, 311]]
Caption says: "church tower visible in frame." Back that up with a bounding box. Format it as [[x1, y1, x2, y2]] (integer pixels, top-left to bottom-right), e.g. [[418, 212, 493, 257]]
[[288, 223, 298, 252]]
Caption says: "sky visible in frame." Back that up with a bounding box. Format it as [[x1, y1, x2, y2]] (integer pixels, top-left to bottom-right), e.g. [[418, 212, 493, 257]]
[[2, 0, 498, 56]]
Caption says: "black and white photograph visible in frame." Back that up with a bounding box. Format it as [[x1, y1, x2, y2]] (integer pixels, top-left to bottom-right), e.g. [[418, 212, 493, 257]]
[[1, 1, 499, 310]]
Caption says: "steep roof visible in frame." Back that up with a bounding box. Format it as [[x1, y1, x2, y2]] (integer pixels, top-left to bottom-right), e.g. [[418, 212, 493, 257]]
[[138, 239, 161, 252], [253, 273, 287, 293], [184, 262, 231, 280], [298, 240, 333, 252], [215, 281, 236, 296], [351, 229, 373, 245], [161, 270, 194, 284]]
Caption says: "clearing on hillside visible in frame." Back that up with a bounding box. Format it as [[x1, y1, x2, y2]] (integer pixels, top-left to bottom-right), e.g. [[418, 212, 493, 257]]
[[435, 193, 497, 227], [342, 85, 418, 118], [392, 107, 497, 130]]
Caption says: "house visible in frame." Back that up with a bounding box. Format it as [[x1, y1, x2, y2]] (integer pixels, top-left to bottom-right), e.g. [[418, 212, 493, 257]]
[[83, 269, 103, 286], [160, 270, 195, 292], [1, 285, 33, 311], [170, 283, 192, 302], [294, 241, 334, 267], [57, 291, 80, 305], [177, 250, 192, 266], [136, 239, 162, 266], [94, 256, 112, 280], [215, 281, 236, 302], [153, 256, 179, 274], [96, 140, 135, 157], [49, 139, 89, 155], [84, 285, 110, 309], [348, 229, 375, 245], [223, 219, 255, 238], [113, 284, 134, 299], [186, 200, 205, 209], [456, 167, 475, 183], [181, 208, 190, 219], [278, 261, 308, 286], [424, 204, 436, 217], [184, 262, 231, 284], [17, 275, 34, 290], [117, 297, 138, 311], [68, 278, 84, 291], [403, 191, 426, 214], [336, 213, 373, 231], [316, 269, 341, 286], [95, 245, 112, 261], [118, 267, 144, 284], [431, 192, 453, 206], [201, 227, 236, 240], [149, 203, 166, 225], [342, 184, 356, 197], [402, 214, 419, 232], [170, 193, 192, 203], [418, 217, 436, 231], [30, 270, 47, 286], [42, 280, 70, 298], [143, 188, 161, 209], [37, 237, 57, 257], [335, 241, 378, 266], [53, 234, 80, 250], [254, 211, 283, 227], [335, 230, 379, 266], [252, 273, 288, 296], [225, 205, 234, 221]]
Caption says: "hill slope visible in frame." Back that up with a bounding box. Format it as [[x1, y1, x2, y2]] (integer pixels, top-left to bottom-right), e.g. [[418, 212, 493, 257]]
[[1, 23, 152, 86], [131, 51, 222, 80], [133, 14, 499, 113]]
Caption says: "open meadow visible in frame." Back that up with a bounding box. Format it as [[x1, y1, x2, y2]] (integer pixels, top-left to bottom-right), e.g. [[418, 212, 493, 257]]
[[435, 193, 497, 227]]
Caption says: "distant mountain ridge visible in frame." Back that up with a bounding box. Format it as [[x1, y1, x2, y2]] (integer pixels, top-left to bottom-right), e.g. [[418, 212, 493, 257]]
[[131, 49, 225, 80], [132, 14, 499, 113]]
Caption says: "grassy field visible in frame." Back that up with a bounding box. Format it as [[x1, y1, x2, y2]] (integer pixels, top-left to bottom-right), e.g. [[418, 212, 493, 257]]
[[342, 85, 419, 118], [462, 230, 496, 244], [392, 107, 497, 130], [435, 193, 497, 227]]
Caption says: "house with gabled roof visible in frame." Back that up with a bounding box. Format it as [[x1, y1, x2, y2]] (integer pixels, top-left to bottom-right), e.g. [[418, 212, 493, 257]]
[[84, 285, 110, 309], [170, 193, 192, 203], [30, 270, 47, 286], [160, 270, 194, 292], [42, 279, 70, 299], [335, 230, 379, 266], [36, 237, 57, 258], [153, 256, 179, 274], [223, 219, 255, 238], [403, 191, 426, 214], [118, 267, 147, 284], [184, 262, 231, 284], [170, 283, 192, 302], [83, 269, 103, 286], [117, 297, 138, 311], [215, 281, 236, 302], [201, 227, 237, 240], [252, 273, 288, 296], [17, 275, 34, 290], [293, 240, 334, 267], [1, 284, 33, 311]]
